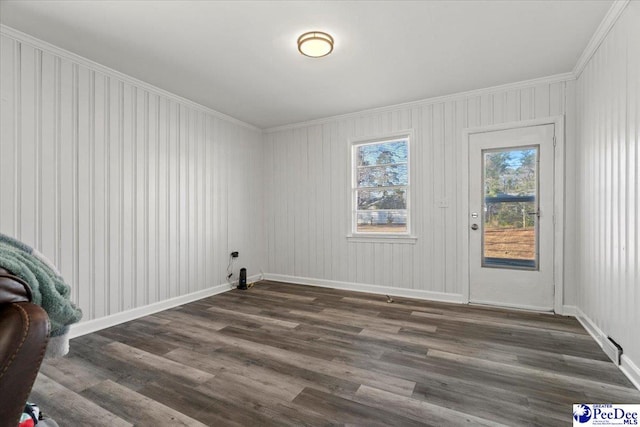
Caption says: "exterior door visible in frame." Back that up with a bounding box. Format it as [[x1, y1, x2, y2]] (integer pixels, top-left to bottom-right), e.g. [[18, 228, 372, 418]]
[[469, 124, 555, 311]]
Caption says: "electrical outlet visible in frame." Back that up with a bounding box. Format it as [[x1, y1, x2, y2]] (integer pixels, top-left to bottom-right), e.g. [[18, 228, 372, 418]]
[[231, 251, 239, 258]]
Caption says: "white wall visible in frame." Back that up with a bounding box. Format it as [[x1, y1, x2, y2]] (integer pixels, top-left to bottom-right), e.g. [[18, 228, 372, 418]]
[[0, 28, 265, 326], [2, 6, 636, 388], [575, 1, 640, 384], [264, 78, 577, 305]]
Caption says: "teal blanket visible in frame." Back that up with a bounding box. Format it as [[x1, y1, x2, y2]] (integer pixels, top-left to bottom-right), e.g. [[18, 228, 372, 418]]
[[0, 233, 82, 337]]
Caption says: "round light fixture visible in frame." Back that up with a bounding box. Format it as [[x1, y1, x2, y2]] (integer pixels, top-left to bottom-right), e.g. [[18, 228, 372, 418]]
[[297, 31, 334, 58]]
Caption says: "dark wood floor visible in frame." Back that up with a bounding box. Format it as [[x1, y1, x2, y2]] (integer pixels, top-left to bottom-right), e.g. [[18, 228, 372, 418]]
[[30, 281, 640, 426]]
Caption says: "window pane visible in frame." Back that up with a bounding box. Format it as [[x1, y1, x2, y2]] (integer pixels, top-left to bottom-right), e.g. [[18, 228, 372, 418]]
[[482, 147, 538, 269], [357, 189, 406, 210], [357, 210, 407, 233], [484, 148, 536, 197], [357, 140, 407, 166], [357, 164, 408, 188], [353, 136, 410, 235], [484, 200, 536, 261]]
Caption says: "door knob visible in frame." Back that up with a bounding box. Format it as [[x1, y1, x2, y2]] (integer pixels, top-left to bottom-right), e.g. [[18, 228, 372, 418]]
[[471, 224, 479, 230]]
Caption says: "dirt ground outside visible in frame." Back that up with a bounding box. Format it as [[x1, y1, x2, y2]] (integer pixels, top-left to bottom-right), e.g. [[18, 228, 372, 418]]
[[484, 227, 535, 260]]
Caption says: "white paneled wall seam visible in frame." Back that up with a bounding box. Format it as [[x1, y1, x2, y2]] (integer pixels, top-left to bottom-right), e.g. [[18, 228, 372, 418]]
[[0, 31, 265, 324]]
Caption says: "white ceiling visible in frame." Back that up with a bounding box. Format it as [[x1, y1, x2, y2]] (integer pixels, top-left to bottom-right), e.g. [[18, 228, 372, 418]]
[[0, 0, 613, 129]]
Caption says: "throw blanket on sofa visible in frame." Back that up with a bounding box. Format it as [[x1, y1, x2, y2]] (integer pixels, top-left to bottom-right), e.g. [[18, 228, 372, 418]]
[[0, 233, 82, 357]]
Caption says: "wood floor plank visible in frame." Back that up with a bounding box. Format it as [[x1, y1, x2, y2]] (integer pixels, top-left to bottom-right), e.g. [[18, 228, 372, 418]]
[[354, 384, 508, 427], [164, 347, 306, 401], [207, 305, 300, 328], [379, 350, 591, 403], [427, 349, 640, 402], [514, 351, 632, 388], [250, 287, 319, 302], [212, 344, 362, 397], [66, 334, 161, 391], [81, 380, 209, 426], [136, 377, 259, 427], [152, 307, 230, 331], [96, 324, 180, 356], [28, 281, 640, 426], [396, 325, 609, 365], [359, 327, 521, 364], [321, 307, 439, 333], [194, 377, 332, 427], [411, 381, 566, 427], [204, 328, 417, 398], [260, 308, 365, 334], [104, 341, 215, 386], [30, 374, 132, 426], [410, 308, 588, 336], [292, 387, 425, 427], [39, 353, 110, 392]]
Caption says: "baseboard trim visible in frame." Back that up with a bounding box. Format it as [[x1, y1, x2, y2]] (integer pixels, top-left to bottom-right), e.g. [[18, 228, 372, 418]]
[[470, 299, 553, 313], [561, 305, 577, 316], [69, 275, 260, 339], [575, 307, 607, 347], [263, 274, 466, 304], [621, 355, 640, 391], [575, 307, 640, 392]]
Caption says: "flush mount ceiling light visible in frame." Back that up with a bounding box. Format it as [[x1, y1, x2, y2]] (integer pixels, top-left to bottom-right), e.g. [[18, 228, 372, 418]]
[[297, 31, 334, 58]]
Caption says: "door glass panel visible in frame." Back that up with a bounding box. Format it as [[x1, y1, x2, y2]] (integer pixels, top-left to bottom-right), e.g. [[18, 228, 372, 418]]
[[482, 146, 538, 269]]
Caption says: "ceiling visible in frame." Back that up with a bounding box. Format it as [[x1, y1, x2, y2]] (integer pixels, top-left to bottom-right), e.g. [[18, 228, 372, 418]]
[[0, 0, 613, 129]]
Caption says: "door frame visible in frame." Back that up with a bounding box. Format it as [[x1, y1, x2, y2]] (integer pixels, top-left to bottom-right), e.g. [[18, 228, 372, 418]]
[[460, 116, 565, 314]]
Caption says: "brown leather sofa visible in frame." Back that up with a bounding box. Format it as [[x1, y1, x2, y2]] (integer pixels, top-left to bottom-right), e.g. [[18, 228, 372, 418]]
[[0, 267, 50, 427]]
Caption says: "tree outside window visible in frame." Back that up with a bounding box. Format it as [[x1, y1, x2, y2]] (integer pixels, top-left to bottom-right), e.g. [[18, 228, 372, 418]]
[[353, 137, 410, 234]]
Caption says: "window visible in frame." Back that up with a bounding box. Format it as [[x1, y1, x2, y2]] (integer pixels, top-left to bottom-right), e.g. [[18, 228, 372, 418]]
[[352, 135, 411, 235]]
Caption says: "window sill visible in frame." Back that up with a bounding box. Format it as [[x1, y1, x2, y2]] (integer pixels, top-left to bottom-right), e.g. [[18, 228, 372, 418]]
[[346, 234, 418, 244]]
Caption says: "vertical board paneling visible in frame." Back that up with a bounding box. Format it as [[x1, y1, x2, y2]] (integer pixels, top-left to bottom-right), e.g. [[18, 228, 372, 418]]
[[0, 31, 264, 325], [443, 101, 456, 294], [93, 72, 107, 318], [629, 3, 640, 378], [58, 59, 75, 301], [40, 51, 57, 279], [147, 94, 158, 304], [0, 37, 16, 235], [264, 81, 572, 301], [19, 44, 36, 246], [575, 1, 640, 376], [563, 80, 577, 307], [77, 66, 91, 315]]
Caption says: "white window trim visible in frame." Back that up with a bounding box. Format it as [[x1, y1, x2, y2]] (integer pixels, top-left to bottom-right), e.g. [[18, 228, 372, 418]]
[[347, 130, 417, 243]]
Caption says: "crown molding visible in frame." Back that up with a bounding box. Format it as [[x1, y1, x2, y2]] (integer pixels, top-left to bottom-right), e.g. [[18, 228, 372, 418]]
[[0, 24, 261, 132], [264, 72, 575, 133], [573, 0, 630, 78], [265, 0, 630, 134], [3, 0, 629, 134]]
